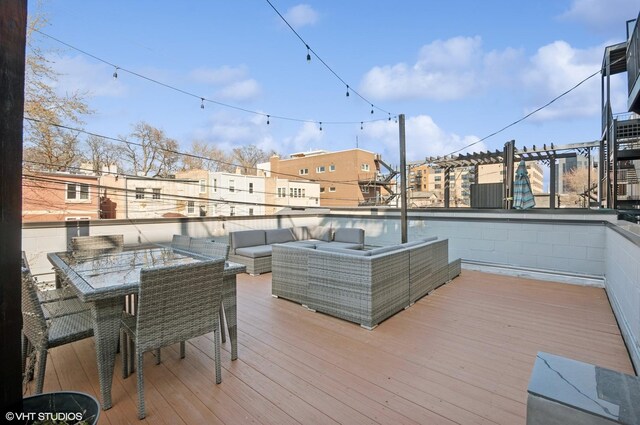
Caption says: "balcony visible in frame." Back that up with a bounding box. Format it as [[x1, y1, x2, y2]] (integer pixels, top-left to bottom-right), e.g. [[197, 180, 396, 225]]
[[20, 209, 640, 423]]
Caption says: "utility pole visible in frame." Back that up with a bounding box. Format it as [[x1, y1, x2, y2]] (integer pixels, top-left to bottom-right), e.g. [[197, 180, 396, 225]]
[[0, 0, 27, 415], [399, 114, 407, 243]]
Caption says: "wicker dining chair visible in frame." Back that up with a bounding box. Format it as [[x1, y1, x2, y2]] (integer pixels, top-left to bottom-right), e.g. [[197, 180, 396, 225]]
[[21, 267, 94, 394], [186, 239, 230, 342], [171, 234, 191, 250], [120, 259, 226, 419]]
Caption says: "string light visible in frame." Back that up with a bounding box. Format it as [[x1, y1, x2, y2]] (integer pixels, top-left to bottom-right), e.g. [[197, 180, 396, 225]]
[[306, 44, 311, 62], [267, 114, 270, 125], [360, 122, 363, 130], [370, 104, 374, 114], [112, 66, 118, 79], [319, 121, 323, 131], [388, 113, 391, 121], [346, 85, 350, 97], [200, 98, 205, 109]]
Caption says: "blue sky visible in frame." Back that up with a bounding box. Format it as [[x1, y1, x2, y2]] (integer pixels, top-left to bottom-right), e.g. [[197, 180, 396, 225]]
[[30, 0, 638, 169]]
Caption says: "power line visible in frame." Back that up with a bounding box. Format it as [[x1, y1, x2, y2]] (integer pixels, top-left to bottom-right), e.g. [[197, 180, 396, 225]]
[[263, 0, 393, 117], [32, 28, 395, 127]]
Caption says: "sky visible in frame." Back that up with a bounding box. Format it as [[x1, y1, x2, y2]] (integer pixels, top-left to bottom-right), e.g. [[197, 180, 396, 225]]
[[29, 0, 639, 171]]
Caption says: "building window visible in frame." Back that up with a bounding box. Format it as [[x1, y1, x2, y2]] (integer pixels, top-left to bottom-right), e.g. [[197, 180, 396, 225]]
[[361, 186, 370, 194], [329, 187, 336, 192], [249, 208, 254, 216], [199, 179, 206, 193], [277, 187, 286, 197], [66, 183, 90, 200], [187, 201, 195, 214], [316, 165, 325, 173], [199, 205, 206, 217], [249, 182, 254, 194], [301, 188, 305, 198], [152, 188, 161, 199], [329, 164, 335, 172], [229, 179, 235, 192], [434, 176, 441, 181], [230, 206, 235, 216], [213, 178, 217, 192], [320, 187, 325, 193], [361, 164, 370, 171], [299, 168, 308, 175], [435, 184, 441, 189], [135, 188, 145, 199]]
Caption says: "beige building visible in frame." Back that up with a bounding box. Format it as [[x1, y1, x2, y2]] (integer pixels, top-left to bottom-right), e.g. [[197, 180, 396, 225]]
[[264, 178, 321, 215], [408, 165, 473, 207], [477, 162, 544, 194], [265, 149, 392, 207]]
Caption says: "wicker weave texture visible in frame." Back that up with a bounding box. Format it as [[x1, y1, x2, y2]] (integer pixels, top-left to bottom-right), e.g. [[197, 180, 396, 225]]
[[272, 244, 313, 304], [71, 235, 124, 252], [171, 234, 191, 250], [409, 239, 449, 303], [189, 239, 230, 259], [228, 253, 271, 275]]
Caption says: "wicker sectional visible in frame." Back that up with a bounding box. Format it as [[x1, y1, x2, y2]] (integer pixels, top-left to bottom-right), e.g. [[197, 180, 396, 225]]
[[272, 238, 460, 329]]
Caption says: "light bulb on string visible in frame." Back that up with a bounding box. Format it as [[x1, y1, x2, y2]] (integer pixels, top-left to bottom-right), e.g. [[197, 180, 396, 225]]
[[346, 85, 350, 97], [306, 45, 311, 62], [267, 115, 270, 125], [112, 66, 119, 79], [360, 122, 363, 130], [370, 104, 374, 114], [388, 113, 391, 121], [200, 98, 205, 109], [319, 121, 322, 131]]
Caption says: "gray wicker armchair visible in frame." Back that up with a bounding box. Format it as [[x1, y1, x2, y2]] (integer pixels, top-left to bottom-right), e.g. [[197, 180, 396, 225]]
[[120, 259, 226, 419], [171, 234, 191, 250], [21, 267, 94, 394]]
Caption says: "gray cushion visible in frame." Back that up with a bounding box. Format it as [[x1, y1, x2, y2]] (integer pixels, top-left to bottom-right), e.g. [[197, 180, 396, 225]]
[[316, 242, 364, 251], [369, 245, 403, 255], [309, 226, 332, 241], [402, 240, 428, 249], [266, 228, 295, 245], [421, 236, 438, 243], [280, 240, 318, 249], [333, 228, 365, 244], [316, 247, 371, 256], [230, 230, 266, 252], [235, 245, 272, 258]]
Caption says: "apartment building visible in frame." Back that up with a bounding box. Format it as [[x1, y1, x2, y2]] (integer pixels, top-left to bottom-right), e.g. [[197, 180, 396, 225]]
[[478, 162, 544, 194], [408, 165, 474, 207], [22, 171, 101, 222], [263, 177, 321, 215], [264, 149, 390, 207]]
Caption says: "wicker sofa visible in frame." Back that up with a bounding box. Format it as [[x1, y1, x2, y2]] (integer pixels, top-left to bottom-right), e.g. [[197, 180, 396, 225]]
[[228, 227, 365, 275], [272, 238, 461, 329]]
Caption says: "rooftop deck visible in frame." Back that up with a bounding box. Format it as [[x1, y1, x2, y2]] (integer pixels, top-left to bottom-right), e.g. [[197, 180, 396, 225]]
[[27, 270, 633, 425]]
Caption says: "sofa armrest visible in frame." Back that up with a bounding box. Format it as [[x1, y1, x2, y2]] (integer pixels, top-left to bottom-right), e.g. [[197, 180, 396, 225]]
[[271, 244, 314, 304]]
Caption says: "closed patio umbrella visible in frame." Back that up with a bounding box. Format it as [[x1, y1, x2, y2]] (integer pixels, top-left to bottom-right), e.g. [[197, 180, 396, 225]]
[[513, 160, 535, 209]]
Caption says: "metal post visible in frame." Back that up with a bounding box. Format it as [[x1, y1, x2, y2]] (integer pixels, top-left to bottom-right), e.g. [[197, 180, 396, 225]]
[[399, 114, 408, 244], [587, 148, 592, 208], [0, 0, 27, 414], [503, 140, 515, 209], [549, 156, 556, 209], [444, 167, 451, 208]]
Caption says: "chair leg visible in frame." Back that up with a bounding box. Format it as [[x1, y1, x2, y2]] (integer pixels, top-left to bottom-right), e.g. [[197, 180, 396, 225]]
[[120, 330, 128, 379], [136, 351, 145, 420], [34, 349, 47, 394], [214, 319, 222, 384], [128, 336, 135, 375], [180, 341, 186, 359], [219, 305, 226, 344]]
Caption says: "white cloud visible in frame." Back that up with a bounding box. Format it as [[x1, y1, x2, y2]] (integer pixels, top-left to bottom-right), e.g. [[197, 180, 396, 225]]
[[282, 122, 324, 153], [190, 66, 248, 85], [364, 115, 484, 164], [215, 79, 262, 101], [560, 0, 638, 33], [519, 40, 625, 120], [48, 55, 127, 98], [284, 4, 319, 28], [360, 36, 523, 101]]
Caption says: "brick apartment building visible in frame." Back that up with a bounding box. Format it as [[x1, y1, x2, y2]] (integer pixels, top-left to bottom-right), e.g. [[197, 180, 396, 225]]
[[262, 148, 393, 207]]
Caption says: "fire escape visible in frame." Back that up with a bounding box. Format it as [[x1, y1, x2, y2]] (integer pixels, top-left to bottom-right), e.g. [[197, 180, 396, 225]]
[[358, 154, 399, 206]]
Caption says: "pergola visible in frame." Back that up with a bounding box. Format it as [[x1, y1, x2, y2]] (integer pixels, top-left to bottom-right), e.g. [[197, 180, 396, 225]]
[[422, 140, 600, 209]]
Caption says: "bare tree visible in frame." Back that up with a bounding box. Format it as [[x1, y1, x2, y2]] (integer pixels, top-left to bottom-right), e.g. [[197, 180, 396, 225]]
[[232, 145, 276, 175], [181, 141, 233, 172], [563, 167, 594, 194], [83, 135, 121, 173], [119, 122, 180, 177], [23, 9, 91, 171]]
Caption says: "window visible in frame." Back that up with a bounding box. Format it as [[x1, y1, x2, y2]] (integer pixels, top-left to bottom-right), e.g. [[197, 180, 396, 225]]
[[249, 208, 254, 216], [301, 188, 305, 198], [249, 182, 254, 194], [213, 178, 218, 192], [187, 201, 195, 214], [135, 188, 145, 199], [152, 189, 161, 199], [66, 183, 89, 201], [199, 205, 206, 217], [434, 176, 441, 181], [299, 168, 309, 175], [277, 187, 286, 198], [229, 179, 235, 193], [362, 186, 370, 194], [329, 164, 335, 172], [289, 188, 294, 198], [320, 187, 325, 193], [435, 184, 441, 189], [316, 165, 325, 173], [329, 187, 336, 192], [361, 163, 370, 171], [229, 206, 235, 216], [199, 179, 206, 193]]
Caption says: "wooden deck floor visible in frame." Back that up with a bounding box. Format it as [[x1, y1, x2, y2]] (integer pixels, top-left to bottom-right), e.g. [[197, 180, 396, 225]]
[[28, 270, 635, 424]]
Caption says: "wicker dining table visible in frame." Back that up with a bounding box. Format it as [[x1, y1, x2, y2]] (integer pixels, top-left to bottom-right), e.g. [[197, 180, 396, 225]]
[[47, 246, 245, 410]]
